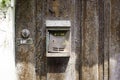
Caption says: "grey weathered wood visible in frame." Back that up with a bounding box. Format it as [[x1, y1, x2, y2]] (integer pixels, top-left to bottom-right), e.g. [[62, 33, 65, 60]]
[[109, 0, 120, 80], [75, 0, 82, 80], [98, 0, 104, 80], [104, 0, 110, 80], [46, 0, 70, 18], [15, 0, 36, 80], [15, 0, 120, 80], [81, 0, 99, 80], [35, 0, 47, 80], [45, 0, 78, 80]]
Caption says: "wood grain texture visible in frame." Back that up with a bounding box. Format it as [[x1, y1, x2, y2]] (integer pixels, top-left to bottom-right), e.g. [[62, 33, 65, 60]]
[[98, 0, 104, 80], [45, 0, 78, 80], [75, 0, 82, 80], [109, 0, 120, 80], [104, 0, 110, 80], [81, 0, 99, 80], [35, 0, 47, 80], [15, 0, 120, 80], [15, 0, 36, 80], [46, 0, 70, 18]]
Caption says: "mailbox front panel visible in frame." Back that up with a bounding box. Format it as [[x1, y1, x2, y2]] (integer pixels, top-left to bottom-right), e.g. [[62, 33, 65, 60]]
[[48, 31, 70, 53]]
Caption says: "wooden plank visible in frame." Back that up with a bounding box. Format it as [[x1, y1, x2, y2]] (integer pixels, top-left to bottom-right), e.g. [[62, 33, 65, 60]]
[[104, 0, 110, 80], [15, 0, 36, 80], [46, 0, 71, 18], [109, 0, 120, 80], [45, 0, 79, 80], [81, 0, 99, 80], [75, 0, 82, 80], [35, 0, 47, 80], [98, 0, 104, 80]]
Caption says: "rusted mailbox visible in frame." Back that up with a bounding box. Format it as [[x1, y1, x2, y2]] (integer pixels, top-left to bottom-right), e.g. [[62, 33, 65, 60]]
[[46, 20, 71, 57]]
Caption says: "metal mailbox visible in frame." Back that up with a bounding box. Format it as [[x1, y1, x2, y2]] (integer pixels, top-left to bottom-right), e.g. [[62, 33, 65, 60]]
[[46, 20, 71, 57]]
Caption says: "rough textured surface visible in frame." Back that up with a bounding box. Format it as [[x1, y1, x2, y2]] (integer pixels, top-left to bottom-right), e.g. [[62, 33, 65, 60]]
[[43, 0, 78, 80], [35, 0, 46, 80], [15, 0, 120, 80], [46, 0, 70, 18], [15, 0, 36, 80], [109, 0, 120, 80], [81, 0, 99, 80], [104, 0, 110, 80]]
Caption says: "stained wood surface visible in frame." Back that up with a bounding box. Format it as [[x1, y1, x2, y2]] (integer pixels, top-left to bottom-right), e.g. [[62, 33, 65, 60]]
[[46, 0, 70, 18], [109, 0, 120, 80], [15, 0, 120, 80], [81, 0, 99, 80], [104, 0, 110, 80], [15, 0, 36, 80], [35, 0, 46, 80], [45, 0, 78, 80]]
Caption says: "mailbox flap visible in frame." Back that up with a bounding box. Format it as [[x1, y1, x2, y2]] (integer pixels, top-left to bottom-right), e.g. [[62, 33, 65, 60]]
[[46, 20, 71, 27]]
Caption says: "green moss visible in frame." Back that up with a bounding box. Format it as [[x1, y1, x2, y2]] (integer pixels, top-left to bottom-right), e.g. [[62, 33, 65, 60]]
[[0, 0, 10, 9]]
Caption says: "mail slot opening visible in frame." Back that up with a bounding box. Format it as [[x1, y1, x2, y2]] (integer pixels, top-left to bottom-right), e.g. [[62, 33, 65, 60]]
[[49, 31, 66, 36]]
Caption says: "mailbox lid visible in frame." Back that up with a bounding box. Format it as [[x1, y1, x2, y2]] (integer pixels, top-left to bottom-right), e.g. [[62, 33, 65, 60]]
[[46, 20, 71, 27]]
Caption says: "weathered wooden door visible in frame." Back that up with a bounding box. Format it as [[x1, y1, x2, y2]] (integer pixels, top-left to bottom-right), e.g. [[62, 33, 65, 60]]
[[15, 0, 79, 80], [15, 0, 120, 80]]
